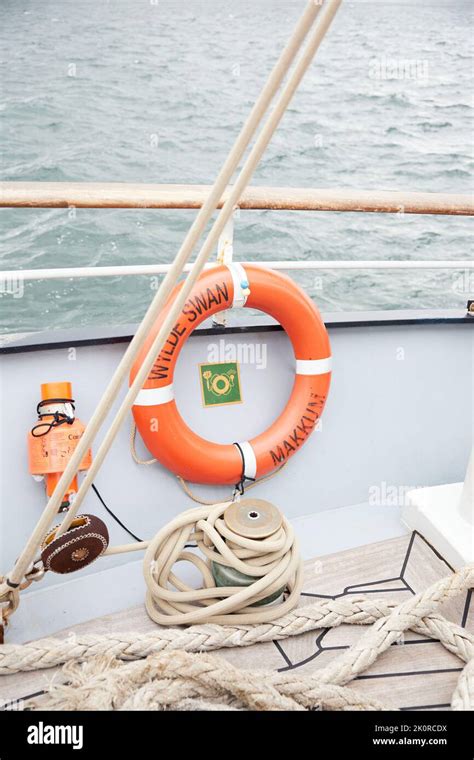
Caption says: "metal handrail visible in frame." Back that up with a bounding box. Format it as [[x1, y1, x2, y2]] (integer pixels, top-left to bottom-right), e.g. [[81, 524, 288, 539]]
[[1, 259, 473, 282]]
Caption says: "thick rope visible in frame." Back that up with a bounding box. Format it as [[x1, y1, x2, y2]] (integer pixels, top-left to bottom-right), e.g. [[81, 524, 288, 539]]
[[130, 423, 157, 466], [0, 577, 19, 638], [451, 658, 474, 710], [0, 595, 394, 673], [34, 651, 388, 712], [317, 562, 474, 688], [2, 565, 473, 712], [1, 597, 471, 675], [130, 420, 287, 498], [1, 562, 471, 710], [143, 502, 303, 626], [176, 465, 287, 506]]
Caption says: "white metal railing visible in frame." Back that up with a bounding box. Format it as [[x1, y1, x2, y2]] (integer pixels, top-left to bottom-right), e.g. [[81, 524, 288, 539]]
[[1, 259, 473, 282]]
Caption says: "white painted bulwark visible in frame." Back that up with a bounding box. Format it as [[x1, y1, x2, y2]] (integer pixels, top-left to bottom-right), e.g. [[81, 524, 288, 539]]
[[402, 450, 474, 568], [0, 317, 472, 640], [459, 448, 474, 524]]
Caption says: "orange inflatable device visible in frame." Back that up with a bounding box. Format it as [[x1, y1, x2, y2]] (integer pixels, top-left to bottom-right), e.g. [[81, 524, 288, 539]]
[[130, 265, 331, 485], [28, 382, 92, 510]]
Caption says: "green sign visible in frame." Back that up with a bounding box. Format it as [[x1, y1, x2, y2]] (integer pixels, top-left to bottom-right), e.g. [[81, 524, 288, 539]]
[[199, 362, 242, 407]]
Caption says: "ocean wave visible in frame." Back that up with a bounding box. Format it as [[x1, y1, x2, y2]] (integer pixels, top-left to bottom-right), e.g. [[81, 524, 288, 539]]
[[0, 0, 472, 333], [418, 121, 453, 131]]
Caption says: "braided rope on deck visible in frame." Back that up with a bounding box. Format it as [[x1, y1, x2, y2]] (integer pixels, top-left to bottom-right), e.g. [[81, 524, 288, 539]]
[[1, 563, 473, 710], [36, 651, 389, 711]]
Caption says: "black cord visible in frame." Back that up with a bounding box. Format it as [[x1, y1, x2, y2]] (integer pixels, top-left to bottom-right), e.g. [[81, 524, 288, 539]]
[[91, 483, 143, 543], [91, 482, 196, 549], [31, 399, 76, 438]]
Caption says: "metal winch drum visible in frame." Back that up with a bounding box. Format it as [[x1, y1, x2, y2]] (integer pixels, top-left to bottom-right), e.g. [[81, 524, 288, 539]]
[[211, 499, 286, 606]]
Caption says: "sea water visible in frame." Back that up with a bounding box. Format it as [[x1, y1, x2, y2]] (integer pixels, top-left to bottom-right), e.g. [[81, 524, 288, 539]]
[[0, 0, 472, 334]]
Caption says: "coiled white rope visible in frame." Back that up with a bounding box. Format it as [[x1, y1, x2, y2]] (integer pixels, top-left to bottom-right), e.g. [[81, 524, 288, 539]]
[[143, 502, 302, 626]]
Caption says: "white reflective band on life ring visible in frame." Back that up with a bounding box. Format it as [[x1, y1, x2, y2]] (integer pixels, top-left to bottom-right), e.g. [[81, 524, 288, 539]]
[[296, 358, 332, 375], [134, 386, 174, 406], [226, 262, 249, 308], [235, 440, 257, 480]]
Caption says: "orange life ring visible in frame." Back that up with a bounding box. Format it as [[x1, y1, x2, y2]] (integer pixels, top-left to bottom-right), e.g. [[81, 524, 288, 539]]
[[130, 264, 331, 485]]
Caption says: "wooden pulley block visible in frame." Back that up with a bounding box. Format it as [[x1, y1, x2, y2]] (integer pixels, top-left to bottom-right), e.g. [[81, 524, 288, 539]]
[[41, 514, 109, 574]]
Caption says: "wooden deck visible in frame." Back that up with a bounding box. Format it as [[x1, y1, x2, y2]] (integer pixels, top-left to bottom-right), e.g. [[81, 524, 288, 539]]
[[1, 532, 471, 711]]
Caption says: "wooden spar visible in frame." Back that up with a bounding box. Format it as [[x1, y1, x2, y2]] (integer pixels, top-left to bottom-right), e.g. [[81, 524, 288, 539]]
[[0, 182, 473, 215]]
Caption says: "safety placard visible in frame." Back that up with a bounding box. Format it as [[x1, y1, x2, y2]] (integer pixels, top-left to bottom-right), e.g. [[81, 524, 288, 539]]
[[199, 362, 242, 407]]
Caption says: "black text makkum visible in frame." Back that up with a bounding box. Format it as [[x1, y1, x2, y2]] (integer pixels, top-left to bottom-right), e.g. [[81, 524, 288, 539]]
[[27, 721, 83, 750]]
